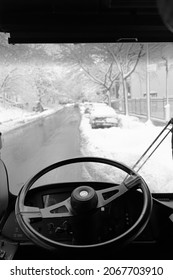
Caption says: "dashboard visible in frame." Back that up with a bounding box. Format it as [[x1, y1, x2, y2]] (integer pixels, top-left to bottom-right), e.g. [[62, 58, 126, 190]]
[[1, 182, 173, 259], [1, 182, 155, 243]]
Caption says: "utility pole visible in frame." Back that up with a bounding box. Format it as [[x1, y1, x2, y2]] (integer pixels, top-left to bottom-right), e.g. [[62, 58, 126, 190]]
[[0, 132, 2, 158], [166, 59, 168, 105], [146, 43, 151, 121], [162, 56, 170, 121]]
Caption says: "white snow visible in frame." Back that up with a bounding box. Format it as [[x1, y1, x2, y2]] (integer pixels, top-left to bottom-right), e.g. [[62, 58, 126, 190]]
[[79, 103, 173, 193], [90, 103, 118, 118], [1, 102, 173, 193], [0, 104, 63, 134]]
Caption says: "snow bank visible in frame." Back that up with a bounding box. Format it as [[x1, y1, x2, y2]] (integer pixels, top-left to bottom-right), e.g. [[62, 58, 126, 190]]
[[0, 105, 63, 134], [80, 107, 173, 193]]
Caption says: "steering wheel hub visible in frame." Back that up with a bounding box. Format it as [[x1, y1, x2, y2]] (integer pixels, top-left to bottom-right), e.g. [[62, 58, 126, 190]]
[[80, 190, 89, 197], [71, 186, 98, 214]]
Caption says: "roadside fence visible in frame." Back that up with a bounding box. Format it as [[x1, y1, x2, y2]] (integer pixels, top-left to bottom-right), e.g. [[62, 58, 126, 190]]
[[111, 98, 173, 122]]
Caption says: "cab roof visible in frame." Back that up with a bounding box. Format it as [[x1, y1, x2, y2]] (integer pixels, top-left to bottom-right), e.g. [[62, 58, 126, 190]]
[[0, 0, 172, 43]]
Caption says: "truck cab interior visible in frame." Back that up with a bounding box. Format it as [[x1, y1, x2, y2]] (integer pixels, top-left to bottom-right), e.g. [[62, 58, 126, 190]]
[[1, 0, 173, 260]]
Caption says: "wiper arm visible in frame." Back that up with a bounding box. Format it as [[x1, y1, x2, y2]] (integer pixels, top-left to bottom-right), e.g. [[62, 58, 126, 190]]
[[132, 118, 173, 173]]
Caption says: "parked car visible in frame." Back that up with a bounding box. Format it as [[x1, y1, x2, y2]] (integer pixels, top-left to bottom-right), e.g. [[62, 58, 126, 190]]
[[90, 104, 119, 129], [74, 102, 79, 108]]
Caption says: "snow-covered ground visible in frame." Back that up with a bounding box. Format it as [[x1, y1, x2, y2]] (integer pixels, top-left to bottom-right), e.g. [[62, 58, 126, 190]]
[[0, 104, 63, 134], [1, 102, 173, 193], [79, 103, 173, 193]]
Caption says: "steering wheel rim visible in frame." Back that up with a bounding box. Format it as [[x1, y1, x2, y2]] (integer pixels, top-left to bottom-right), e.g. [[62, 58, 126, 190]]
[[15, 157, 152, 250]]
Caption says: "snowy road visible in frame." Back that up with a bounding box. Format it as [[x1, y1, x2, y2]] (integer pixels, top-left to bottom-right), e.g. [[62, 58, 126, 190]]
[[1, 106, 82, 195], [2, 102, 173, 195]]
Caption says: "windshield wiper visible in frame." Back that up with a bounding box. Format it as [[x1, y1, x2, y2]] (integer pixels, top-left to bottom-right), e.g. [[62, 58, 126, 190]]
[[132, 118, 173, 173]]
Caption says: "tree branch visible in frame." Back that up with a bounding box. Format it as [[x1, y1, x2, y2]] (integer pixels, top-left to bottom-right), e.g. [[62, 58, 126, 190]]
[[79, 62, 107, 88], [124, 44, 144, 79]]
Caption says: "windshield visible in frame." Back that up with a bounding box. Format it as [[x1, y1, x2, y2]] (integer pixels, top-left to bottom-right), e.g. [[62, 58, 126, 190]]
[[0, 33, 173, 195]]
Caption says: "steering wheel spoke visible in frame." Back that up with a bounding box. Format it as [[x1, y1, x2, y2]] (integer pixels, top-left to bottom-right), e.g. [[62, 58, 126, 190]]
[[41, 198, 73, 218], [20, 198, 73, 219], [96, 175, 141, 207], [96, 184, 127, 207], [20, 206, 42, 219]]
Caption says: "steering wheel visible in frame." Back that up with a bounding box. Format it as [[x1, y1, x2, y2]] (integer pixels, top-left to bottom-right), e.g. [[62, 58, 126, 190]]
[[15, 157, 152, 251]]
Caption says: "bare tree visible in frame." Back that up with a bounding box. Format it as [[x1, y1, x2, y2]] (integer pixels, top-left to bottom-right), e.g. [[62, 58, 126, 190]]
[[57, 43, 145, 112], [106, 43, 144, 114], [0, 67, 18, 107], [58, 44, 120, 106]]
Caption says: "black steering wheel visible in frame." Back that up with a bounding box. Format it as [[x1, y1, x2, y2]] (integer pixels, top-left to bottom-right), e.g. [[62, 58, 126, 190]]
[[15, 157, 152, 251]]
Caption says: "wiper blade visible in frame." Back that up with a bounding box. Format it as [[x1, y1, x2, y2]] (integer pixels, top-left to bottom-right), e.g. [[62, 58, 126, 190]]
[[132, 118, 173, 173]]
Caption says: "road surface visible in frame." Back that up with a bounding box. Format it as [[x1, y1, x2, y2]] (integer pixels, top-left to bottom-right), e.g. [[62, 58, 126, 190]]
[[1, 106, 82, 195]]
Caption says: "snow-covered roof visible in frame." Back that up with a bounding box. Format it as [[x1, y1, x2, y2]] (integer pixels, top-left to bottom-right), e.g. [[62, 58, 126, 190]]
[[91, 103, 117, 118]]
